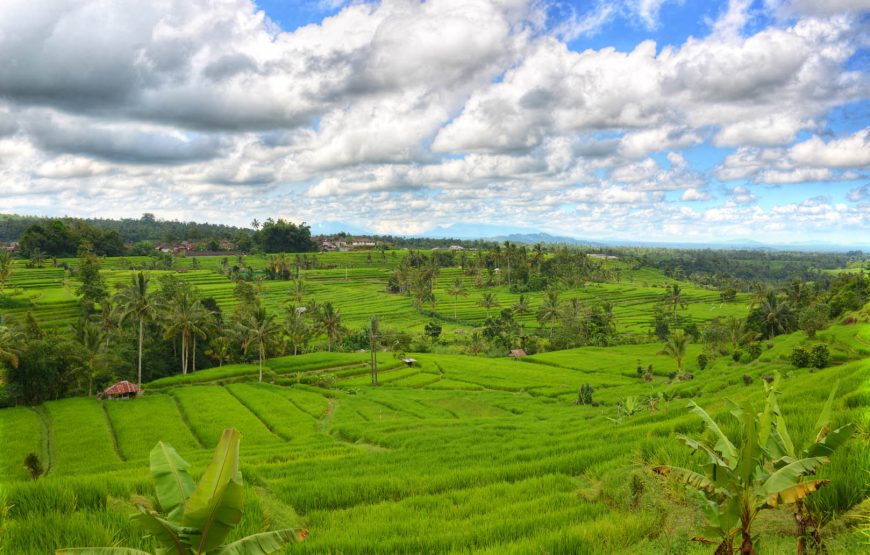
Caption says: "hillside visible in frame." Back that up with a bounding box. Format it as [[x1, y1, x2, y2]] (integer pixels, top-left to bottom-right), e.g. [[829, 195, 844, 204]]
[[1, 316, 868, 553]]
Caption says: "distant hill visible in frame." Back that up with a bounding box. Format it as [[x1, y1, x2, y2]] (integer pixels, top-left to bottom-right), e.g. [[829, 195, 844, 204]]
[[484, 232, 601, 246]]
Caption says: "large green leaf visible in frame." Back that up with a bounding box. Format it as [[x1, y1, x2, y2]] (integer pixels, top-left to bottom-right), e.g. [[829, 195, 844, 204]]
[[805, 424, 853, 458], [183, 480, 245, 554], [183, 429, 244, 553], [678, 435, 729, 468], [56, 550, 153, 555], [130, 511, 193, 555], [687, 401, 737, 467], [213, 529, 306, 555], [813, 380, 839, 443], [736, 399, 761, 484], [149, 441, 196, 521], [758, 456, 829, 502]]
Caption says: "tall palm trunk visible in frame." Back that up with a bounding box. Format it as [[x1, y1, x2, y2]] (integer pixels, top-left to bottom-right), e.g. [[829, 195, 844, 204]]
[[138, 317, 144, 387], [192, 335, 196, 372], [258, 344, 264, 382]]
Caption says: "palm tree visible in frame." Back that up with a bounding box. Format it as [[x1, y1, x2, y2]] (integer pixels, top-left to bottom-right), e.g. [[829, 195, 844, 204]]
[[236, 307, 281, 382], [759, 290, 791, 339], [663, 283, 686, 326], [162, 290, 211, 375], [283, 305, 311, 355], [369, 316, 380, 386], [658, 329, 688, 373], [115, 272, 159, 387], [291, 279, 306, 304], [477, 292, 499, 318], [725, 316, 759, 352], [536, 288, 561, 338], [70, 318, 107, 397], [319, 301, 344, 352], [447, 277, 468, 319], [512, 294, 531, 318], [0, 250, 14, 297], [0, 320, 23, 369], [205, 335, 233, 367]]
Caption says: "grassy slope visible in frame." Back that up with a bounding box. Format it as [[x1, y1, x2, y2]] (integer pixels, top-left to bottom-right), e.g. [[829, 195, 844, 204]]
[[1, 316, 868, 554]]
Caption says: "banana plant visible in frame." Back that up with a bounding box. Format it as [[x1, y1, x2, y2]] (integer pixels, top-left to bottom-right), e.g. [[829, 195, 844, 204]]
[[763, 376, 853, 554], [58, 428, 306, 555], [653, 393, 834, 555]]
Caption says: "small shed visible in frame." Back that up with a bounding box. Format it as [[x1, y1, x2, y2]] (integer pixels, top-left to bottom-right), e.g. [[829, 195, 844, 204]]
[[508, 349, 527, 359], [103, 381, 142, 400], [402, 358, 417, 367]]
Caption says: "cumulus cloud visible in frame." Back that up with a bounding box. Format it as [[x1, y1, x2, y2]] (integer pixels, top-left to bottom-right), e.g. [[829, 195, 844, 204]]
[[0, 0, 867, 244]]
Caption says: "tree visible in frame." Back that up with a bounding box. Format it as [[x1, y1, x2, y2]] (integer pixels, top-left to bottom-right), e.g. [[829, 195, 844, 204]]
[[58, 428, 306, 554], [115, 272, 159, 387], [76, 246, 108, 312], [206, 335, 233, 367], [318, 302, 344, 352], [663, 283, 687, 326], [0, 320, 23, 369], [536, 288, 561, 339], [283, 306, 311, 356], [290, 279, 306, 304], [756, 290, 792, 339], [446, 277, 468, 320], [798, 303, 829, 339], [162, 290, 211, 375], [658, 330, 688, 373], [0, 250, 14, 297], [477, 292, 499, 318], [653, 393, 836, 555], [424, 321, 442, 341], [236, 307, 281, 382], [763, 378, 853, 554], [369, 316, 380, 386], [70, 318, 108, 397], [512, 294, 531, 318]]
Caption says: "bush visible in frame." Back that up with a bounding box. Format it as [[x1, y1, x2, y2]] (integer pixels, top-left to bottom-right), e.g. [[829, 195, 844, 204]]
[[732, 350, 743, 362], [790, 347, 810, 368], [696, 353, 708, 370], [24, 453, 43, 480], [742, 374, 753, 386], [747, 343, 762, 361], [809, 344, 829, 369]]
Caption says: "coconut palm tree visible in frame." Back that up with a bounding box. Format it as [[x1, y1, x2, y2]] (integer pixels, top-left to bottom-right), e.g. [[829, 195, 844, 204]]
[[0, 319, 23, 369], [478, 292, 499, 318], [236, 307, 281, 382], [759, 290, 792, 339], [115, 272, 159, 387], [205, 334, 233, 367], [658, 329, 688, 372], [663, 283, 687, 326], [70, 318, 107, 397], [318, 301, 344, 352], [162, 290, 211, 375], [536, 288, 561, 338], [0, 250, 14, 297], [283, 305, 311, 356], [512, 294, 531, 318], [291, 279, 306, 304], [369, 316, 380, 386], [447, 277, 468, 319]]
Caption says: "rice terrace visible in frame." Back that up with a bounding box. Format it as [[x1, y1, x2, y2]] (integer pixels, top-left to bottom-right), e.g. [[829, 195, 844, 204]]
[[1, 0, 870, 554]]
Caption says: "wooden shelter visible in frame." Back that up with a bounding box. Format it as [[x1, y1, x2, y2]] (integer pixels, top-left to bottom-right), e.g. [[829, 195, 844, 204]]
[[103, 380, 142, 400], [508, 349, 527, 358], [402, 358, 417, 367]]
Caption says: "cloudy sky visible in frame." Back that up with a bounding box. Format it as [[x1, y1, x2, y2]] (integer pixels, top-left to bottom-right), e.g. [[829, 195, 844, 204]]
[[1, 0, 868, 244]]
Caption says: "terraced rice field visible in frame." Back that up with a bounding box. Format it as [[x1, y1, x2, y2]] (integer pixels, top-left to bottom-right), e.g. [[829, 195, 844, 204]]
[[2, 321, 868, 553], [3, 251, 748, 338]]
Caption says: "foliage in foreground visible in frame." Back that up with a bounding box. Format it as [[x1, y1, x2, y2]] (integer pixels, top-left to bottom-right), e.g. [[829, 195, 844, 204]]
[[58, 428, 306, 555], [653, 376, 852, 554]]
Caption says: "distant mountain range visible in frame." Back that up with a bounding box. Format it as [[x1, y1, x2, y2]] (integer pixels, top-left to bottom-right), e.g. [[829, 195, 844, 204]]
[[304, 219, 867, 252]]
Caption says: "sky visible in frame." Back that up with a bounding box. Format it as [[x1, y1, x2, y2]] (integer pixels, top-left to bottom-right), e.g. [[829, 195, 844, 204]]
[[0, 0, 868, 245]]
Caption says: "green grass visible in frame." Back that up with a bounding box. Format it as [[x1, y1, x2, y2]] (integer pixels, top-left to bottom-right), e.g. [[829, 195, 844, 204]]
[[1, 260, 867, 554]]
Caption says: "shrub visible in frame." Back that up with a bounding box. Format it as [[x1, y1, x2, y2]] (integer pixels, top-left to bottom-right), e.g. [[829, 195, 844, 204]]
[[747, 343, 762, 361], [23, 453, 43, 480], [742, 374, 753, 386], [791, 347, 810, 368], [809, 344, 829, 369], [697, 353, 709, 370], [667, 371, 677, 380], [732, 350, 743, 362]]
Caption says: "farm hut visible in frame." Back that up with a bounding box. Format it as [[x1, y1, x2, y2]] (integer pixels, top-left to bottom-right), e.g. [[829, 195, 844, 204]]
[[103, 380, 143, 400], [402, 358, 417, 367], [508, 349, 527, 359]]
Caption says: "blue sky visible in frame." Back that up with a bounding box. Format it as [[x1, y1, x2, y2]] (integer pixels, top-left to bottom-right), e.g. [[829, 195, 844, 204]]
[[0, 0, 867, 245]]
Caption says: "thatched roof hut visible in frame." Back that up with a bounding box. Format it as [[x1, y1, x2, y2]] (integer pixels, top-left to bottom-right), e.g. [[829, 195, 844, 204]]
[[103, 381, 142, 400]]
